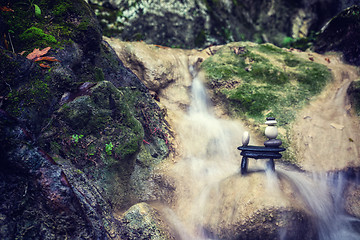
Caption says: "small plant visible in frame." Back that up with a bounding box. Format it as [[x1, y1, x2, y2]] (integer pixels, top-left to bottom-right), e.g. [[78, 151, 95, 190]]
[[105, 142, 113, 156], [27, 0, 41, 17], [71, 134, 83, 144], [16, 0, 42, 17], [282, 36, 295, 48]]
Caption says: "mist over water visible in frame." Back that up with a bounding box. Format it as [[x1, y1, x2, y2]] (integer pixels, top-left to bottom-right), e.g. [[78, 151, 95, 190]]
[[168, 66, 360, 240], [277, 169, 360, 240], [169, 67, 245, 239]]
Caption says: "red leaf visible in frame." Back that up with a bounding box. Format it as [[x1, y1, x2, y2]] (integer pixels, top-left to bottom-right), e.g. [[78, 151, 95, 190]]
[[26, 47, 51, 60]]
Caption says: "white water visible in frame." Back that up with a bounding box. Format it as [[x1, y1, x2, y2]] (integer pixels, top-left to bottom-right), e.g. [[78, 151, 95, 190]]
[[277, 169, 360, 240], [170, 67, 246, 239], [168, 66, 360, 240]]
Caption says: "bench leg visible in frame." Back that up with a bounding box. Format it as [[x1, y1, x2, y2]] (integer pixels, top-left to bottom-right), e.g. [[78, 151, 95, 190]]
[[241, 156, 248, 175], [266, 159, 275, 172]]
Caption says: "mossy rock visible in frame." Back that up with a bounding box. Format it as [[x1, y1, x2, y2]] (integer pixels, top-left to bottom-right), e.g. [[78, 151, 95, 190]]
[[119, 202, 175, 240], [40, 81, 144, 208], [1, 0, 101, 52], [201, 42, 332, 163], [19, 26, 58, 47], [57, 81, 144, 161]]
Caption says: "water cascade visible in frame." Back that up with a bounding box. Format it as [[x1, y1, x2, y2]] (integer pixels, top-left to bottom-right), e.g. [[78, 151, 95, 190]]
[[277, 169, 360, 240], [167, 66, 360, 239]]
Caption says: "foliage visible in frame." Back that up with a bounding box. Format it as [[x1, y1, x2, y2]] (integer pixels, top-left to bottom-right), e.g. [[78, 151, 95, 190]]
[[1, 0, 97, 52], [105, 142, 114, 156], [282, 36, 295, 48], [71, 134, 84, 144]]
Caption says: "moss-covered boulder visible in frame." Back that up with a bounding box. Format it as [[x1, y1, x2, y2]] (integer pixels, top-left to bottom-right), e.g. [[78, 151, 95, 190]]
[[314, 5, 360, 66], [40, 81, 144, 208], [119, 202, 175, 239], [0, 0, 173, 239], [200, 42, 332, 163]]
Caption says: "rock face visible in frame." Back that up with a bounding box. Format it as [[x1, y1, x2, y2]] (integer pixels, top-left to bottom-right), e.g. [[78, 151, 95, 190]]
[[118, 202, 175, 239], [314, 5, 360, 66], [0, 0, 173, 239], [88, 0, 354, 48]]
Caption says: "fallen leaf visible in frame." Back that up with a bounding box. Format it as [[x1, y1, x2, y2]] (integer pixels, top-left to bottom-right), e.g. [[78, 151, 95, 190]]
[[39, 63, 50, 68], [309, 57, 314, 61], [34, 56, 60, 62], [0, 6, 14, 12], [154, 44, 169, 49], [330, 123, 344, 130], [26, 47, 51, 60]]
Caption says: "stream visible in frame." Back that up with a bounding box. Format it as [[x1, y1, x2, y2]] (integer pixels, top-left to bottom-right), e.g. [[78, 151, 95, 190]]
[[165, 65, 360, 240]]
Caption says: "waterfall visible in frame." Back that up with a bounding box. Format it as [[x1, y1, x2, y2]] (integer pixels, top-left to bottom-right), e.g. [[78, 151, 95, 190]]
[[170, 66, 246, 239], [168, 66, 360, 240], [277, 169, 360, 240]]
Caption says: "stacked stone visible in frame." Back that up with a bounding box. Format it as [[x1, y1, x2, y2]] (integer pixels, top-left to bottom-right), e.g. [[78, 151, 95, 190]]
[[264, 117, 282, 148]]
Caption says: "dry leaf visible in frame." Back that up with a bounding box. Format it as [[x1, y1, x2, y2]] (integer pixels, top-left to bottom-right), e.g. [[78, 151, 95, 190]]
[[0, 6, 14, 12], [26, 47, 51, 60], [35, 56, 60, 62], [39, 63, 50, 68]]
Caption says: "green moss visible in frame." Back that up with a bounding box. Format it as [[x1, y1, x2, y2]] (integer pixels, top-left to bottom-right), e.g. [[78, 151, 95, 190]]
[[52, 2, 71, 16], [6, 75, 51, 117], [297, 65, 331, 94], [201, 42, 332, 163], [284, 55, 301, 67], [225, 84, 276, 117], [258, 44, 287, 55], [1, 0, 99, 52], [282, 36, 295, 48]]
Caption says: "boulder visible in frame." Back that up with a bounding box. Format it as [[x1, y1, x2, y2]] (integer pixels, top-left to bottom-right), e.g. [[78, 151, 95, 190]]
[[0, 0, 173, 239], [314, 5, 360, 66], [88, 0, 352, 48], [119, 202, 175, 240]]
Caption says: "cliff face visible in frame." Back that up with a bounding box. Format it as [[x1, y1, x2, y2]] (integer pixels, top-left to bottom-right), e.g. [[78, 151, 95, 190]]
[[88, 0, 355, 48]]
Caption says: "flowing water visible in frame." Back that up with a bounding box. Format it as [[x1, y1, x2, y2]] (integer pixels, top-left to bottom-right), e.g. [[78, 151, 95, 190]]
[[276, 169, 360, 240], [106, 39, 360, 239], [167, 65, 360, 240]]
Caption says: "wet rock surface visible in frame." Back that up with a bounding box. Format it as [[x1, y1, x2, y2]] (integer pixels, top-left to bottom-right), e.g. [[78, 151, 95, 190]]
[[314, 5, 360, 66], [118, 202, 175, 240], [0, 0, 172, 239], [89, 0, 354, 48]]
